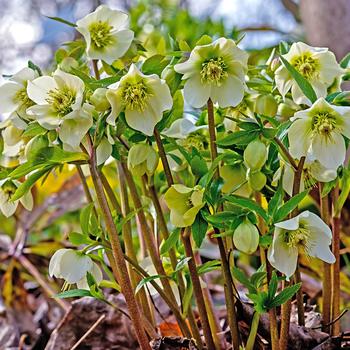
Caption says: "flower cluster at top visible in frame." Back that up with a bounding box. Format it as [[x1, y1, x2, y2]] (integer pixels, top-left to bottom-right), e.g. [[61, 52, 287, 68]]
[[1, 4, 349, 282]]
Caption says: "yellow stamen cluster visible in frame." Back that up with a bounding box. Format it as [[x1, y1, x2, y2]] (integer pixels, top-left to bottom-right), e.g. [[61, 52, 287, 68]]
[[180, 133, 207, 152], [312, 111, 337, 136], [89, 21, 113, 49], [122, 82, 151, 111], [13, 87, 34, 109], [284, 226, 311, 253], [46, 87, 76, 117], [200, 57, 228, 85], [291, 53, 319, 79]]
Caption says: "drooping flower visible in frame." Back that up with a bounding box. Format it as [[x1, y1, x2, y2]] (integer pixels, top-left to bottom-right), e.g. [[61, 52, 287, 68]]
[[0, 67, 38, 125], [164, 184, 204, 227], [162, 118, 206, 139], [220, 164, 252, 197], [267, 211, 335, 279], [0, 179, 33, 217], [174, 37, 248, 108], [127, 143, 159, 177], [26, 69, 93, 150], [76, 5, 134, 64], [1, 123, 26, 160], [243, 139, 268, 171], [49, 248, 102, 289], [233, 219, 260, 254], [106, 64, 173, 136], [275, 42, 344, 105], [288, 98, 350, 169]]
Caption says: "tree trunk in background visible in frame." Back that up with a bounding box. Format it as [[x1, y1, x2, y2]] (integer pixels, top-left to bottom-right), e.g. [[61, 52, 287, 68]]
[[300, 0, 350, 60]]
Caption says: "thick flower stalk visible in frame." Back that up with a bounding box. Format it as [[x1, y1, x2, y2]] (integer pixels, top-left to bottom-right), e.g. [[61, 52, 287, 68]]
[[106, 64, 173, 136], [275, 42, 344, 105], [267, 211, 335, 279], [76, 5, 134, 64], [288, 97, 350, 169], [174, 37, 248, 108], [26, 69, 93, 150]]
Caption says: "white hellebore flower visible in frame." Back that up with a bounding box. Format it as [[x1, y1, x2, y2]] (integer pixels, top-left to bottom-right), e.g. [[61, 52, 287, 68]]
[[26, 69, 93, 150], [174, 37, 248, 108], [275, 42, 343, 105], [76, 5, 134, 64], [267, 211, 335, 279], [162, 118, 206, 139], [0, 179, 33, 217], [0, 67, 38, 126], [106, 64, 173, 136], [49, 248, 102, 289], [288, 98, 350, 169]]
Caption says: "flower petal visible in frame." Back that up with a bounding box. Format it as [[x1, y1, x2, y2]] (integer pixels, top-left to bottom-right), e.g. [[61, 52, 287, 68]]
[[288, 118, 313, 160], [183, 75, 211, 108], [27, 76, 56, 105], [0, 82, 22, 114], [211, 75, 245, 108]]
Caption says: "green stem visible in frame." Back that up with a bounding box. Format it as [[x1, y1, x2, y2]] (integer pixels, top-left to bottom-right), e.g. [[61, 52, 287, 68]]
[[88, 149, 151, 350], [207, 98, 241, 350], [246, 312, 260, 350]]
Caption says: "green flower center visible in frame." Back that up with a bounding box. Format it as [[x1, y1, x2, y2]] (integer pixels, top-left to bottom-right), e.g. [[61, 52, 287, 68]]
[[200, 57, 228, 85], [180, 133, 207, 152], [311, 111, 337, 136], [13, 87, 35, 110], [291, 53, 319, 79], [2, 182, 17, 198], [283, 226, 311, 253], [122, 82, 152, 111], [46, 87, 76, 118], [88, 21, 113, 49]]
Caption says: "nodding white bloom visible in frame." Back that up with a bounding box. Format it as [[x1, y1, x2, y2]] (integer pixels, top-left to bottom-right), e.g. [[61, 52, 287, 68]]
[[273, 157, 337, 197], [267, 211, 335, 279], [288, 98, 350, 169], [106, 64, 173, 136], [76, 5, 134, 64], [0, 67, 38, 124], [1, 123, 26, 159], [220, 164, 252, 197], [26, 69, 93, 150], [164, 184, 205, 227], [49, 248, 102, 289], [0, 179, 33, 217], [174, 37, 248, 108], [275, 42, 343, 105], [127, 143, 159, 177], [162, 118, 206, 139]]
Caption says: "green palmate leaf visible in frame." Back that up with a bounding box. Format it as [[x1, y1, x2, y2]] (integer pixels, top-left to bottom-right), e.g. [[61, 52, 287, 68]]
[[80, 203, 94, 235], [279, 41, 290, 55], [274, 190, 309, 223], [204, 211, 237, 228], [335, 168, 350, 215], [142, 54, 170, 76], [197, 260, 221, 275], [190, 154, 208, 178], [231, 267, 256, 294], [160, 229, 180, 255], [224, 195, 269, 223], [195, 35, 212, 46], [268, 272, 278, 301], [175, 257, 192, 272], [340, 52, 350, 69], [135, 275, 163, 294], [269, 283, 301, 308], [192, 211, 208, 248], [216, 129, 260, 147], [47, 16, 77, 27], [22, 123, 47, 138], [55, 289, 92, 299], [11, 166, 53, 201], [237, 121, 261, 131], [268, 184, 283, 217], [181, 278, 193, 318], [250, 271, 266, 289], [69, 232, 93, 245], [279, 55, 317, 103]]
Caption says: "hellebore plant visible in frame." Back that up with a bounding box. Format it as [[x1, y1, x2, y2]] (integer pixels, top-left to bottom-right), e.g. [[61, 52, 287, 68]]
[[1, 4, 350, 350]]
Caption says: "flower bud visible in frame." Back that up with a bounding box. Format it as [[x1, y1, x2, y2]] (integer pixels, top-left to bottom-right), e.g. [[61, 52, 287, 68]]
[[25, 135, 49, 160], [247, 170, 267, 191], [233, 220, 259, 254], [59, 57, 79, 73], [90, 88, 110, 112], [127, 143, 159, 177], [270, 58, 280, 72], [244, 139, 267, 171], [254, 94, 277, 117]]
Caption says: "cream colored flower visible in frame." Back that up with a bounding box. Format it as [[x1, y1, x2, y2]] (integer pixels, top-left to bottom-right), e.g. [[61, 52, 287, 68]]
[[164, 184, 205, 227], [267, 211, 335, 279], [106, 64, 172, 136], [162, 118, 206, 139], [76, 5, 134, 64], [49, 248, 102, 288], [275, 42, 344, 105], [0, 67, 38, 125], [288, 98, 350, 169], [26, 69, 93, 150], [127, 143, 159, 177], [0, 179, 33, 217], [174, 37, 248, 108], [220, 164, 252, 197], [233, 219, 260, 254]]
